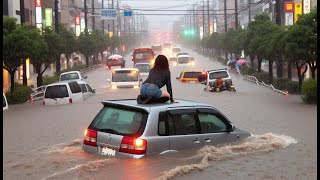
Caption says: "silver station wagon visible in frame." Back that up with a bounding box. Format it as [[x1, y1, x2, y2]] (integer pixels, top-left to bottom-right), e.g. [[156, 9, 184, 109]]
[[83, 99, 250, 158]]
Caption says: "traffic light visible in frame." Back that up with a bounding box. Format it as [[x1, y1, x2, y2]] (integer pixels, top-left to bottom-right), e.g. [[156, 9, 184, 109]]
[[183, 29, 195, 37]]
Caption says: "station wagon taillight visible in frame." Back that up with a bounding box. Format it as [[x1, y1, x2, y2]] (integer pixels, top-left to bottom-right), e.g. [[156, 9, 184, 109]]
[[42, 101, 45, 105], [119, 137, 147, 155], [181, 79, 187, 82], [84, 129, 97, 147], [69, 98, 72, 103]]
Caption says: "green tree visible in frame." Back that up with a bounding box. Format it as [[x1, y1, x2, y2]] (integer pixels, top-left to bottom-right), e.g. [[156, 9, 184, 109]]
[[247, 13, 272, 72], [43, 27, 64, 73], [3, 17, 32, 92], [28, 29, 50, 87], [296, 6, 317, 79], [77, 30, 96, 68], [59, 24, 77, 69], [91, 29, 108, 64], [283, 24, 314, 92]]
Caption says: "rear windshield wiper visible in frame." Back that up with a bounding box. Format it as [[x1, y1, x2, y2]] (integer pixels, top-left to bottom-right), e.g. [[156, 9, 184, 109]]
[[98, 128, 120, 135]]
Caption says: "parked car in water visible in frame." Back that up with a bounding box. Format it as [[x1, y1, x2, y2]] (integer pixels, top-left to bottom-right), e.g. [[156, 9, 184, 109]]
[[176, 70, 203, 83], [198, 68, 234, 92], [59, 71, 87, 81], [3, 93, 8, 111], [134, 63, 151, 76], [77, 80, 96, 100], [82, 99, 251, 158], [107, 68, 143, 89], [43, 81, 83, 105]]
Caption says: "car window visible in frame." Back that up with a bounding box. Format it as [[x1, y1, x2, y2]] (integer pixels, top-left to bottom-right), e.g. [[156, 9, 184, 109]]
[[44, 85, 69, 98], [60, 72, 80, 81], [171, 114, 199, 135], [89, 106, 148, 136], [198, 113, 227, 133], [86, 84, 94, 92], [183, 72, 202, 78], [135, 52, 153, 60], [68, 81, 81, 93], [209, 71, 229, 79], [112, 70, 139, 82], [178, 57, 190, 63], [135, 64, 150, 72], [80, 84, 88, 93]]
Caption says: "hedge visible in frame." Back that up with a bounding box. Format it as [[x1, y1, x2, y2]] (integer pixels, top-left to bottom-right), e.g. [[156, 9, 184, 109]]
[[5, 83, 33, 104], [301, 79, 317, 104], [273, 78, 290, 90], [252, 71, 269, 84], [239, 66, 256, 75], [286, 81, 300, 94]]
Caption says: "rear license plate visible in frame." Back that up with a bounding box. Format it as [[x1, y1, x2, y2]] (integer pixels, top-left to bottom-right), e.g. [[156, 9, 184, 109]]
[[101, 147, 115, 156], [190, 81, 195, 83]]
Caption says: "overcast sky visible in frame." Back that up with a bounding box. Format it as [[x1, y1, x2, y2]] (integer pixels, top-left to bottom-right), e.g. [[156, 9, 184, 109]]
[[118, 0, 199, 33]]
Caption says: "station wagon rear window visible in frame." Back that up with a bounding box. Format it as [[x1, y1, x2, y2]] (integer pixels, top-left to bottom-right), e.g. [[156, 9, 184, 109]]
[[60, 73, 79, 81], [112, 70, 139, 82], [183, 72, 202, 78], [45, 85, 69, 98], [89, 106, 148, 137], [209, 71, 229, 79]]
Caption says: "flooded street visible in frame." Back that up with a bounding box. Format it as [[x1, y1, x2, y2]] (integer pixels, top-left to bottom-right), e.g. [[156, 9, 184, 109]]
[[3, 49, 316, 179]]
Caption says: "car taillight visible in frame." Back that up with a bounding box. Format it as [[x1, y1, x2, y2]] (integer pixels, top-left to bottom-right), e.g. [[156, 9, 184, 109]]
[[119, 137, 147, 155], [181, 79, 187, 82], [69, 98, 72, 103], [42, 101, 45, 105], [84, 129, 97, 147]]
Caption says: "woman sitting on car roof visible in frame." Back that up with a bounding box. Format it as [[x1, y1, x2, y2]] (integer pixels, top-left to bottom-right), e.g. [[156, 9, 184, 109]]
[[140, 55, 173, 102]]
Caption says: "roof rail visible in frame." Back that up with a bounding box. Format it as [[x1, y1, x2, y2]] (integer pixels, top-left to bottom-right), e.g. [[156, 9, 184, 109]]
[[207, 68, 227, 72]]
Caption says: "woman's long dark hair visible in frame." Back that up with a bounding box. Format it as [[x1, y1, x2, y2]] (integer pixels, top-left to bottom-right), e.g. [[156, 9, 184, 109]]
[[153, 55, 169, 71]]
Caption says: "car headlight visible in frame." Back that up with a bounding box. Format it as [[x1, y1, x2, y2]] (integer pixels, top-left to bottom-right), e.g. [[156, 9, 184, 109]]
[[133, 85, 139, 89], [111, 85, 117, 89], [173, 62, 177, 66]]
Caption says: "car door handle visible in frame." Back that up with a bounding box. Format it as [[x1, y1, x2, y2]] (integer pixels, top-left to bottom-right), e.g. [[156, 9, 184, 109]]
[[204, 138, 211, 143], [193, 138, 200, 144]]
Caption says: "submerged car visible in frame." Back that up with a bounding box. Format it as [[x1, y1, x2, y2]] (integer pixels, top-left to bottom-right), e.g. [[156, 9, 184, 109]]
[[176, 70, 203, 83], [134, 63, 151, 76], [59, 71, 87, 81], [82, 99, 250, 158], [107, 68, 143, 89], [198, 68, 235, 92], [106, 54, 126, 69]]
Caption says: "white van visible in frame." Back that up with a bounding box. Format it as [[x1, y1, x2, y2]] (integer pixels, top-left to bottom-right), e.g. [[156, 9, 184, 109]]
[[77, 80, 96, 100], [43, 81, 83, 105], [107, 68, 142, 89], [3, 93, 8, 111], [59, 71, 87, 81]]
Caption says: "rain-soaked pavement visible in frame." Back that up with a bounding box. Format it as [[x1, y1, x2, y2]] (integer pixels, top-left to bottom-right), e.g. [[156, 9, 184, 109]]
[[3, 48, 317, 180]]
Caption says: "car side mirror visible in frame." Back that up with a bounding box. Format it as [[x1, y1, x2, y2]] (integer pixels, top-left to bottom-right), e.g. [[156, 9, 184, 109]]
[[92, 89, 96, 93], [139, 78, 143, 82], [132, 59, 134, 61], [107, 79, 111, 83], [228, 124, 235, 132], [200, 81, 206, 85], [84, 76, 88, 79], [176, 77, 179, 80]]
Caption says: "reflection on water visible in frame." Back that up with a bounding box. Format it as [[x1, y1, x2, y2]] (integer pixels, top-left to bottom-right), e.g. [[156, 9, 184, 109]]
[[4, 133, 297, 180]]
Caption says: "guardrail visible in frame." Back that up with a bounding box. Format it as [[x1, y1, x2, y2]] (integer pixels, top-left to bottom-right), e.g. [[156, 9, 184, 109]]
[[243, 75, 288, 96]]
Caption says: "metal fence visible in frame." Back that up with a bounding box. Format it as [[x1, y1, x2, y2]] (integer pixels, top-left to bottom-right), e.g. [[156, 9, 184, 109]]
[[229, 67, 288, 96]]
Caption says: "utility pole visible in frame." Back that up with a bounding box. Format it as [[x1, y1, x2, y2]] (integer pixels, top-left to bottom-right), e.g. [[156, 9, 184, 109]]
[[248, 0, 251, 24], [102, 0, 105, 34], [202, 0, 205, 38], [92, 0, 95, 30], [275, 0, 283, 78], [84, 0, 88, 32], [112, 0, 114, 35], [117, 0, 121, 35], [20, 0, 27, 86], [224, 0, 227, 61], [207, 0, 210, 36], [54, 0, 60, 73], [193, 4, 196, 38], [275, 0, 281, 25], [235, 0, 238, 29]]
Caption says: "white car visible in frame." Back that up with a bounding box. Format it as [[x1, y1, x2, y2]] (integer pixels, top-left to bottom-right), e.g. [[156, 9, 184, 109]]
[[43, 81, 83, 105], [3, 93, 8, 111], [59, 71, 87, 81], [199, 68, 233, 91], [174, 54, 192, 67], [134, 63, 151, 76], [107, 68, 142, 89], [77, 80, 96, 100]]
